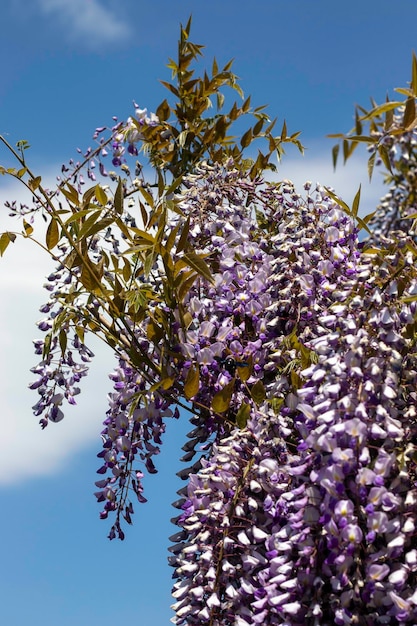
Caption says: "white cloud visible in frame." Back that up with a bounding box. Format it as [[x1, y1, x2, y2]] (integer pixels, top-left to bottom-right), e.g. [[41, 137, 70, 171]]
[[38, 0, 132, 49], [276, 142, 386, 218]]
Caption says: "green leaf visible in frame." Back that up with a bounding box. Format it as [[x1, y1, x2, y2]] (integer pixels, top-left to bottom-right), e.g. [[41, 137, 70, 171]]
[[156, 99, 170, 122], [241, 127, 253, 149], [94, 184, 108, 206], [211, 380, 234, 413], [122, 257, 131, 282], [176, 216, 190, 254], [46, 217, 59, 249], [332, 144, 340, 170], [355, 110, 362, 135], [23, 219, 34, 237], [182, 251, 214, 284], [324, 187, 351, 214], [250, 380, 265, 406], [351, 185, 361, 218], [80, 261, 102, 293], [75, 210, 101, 240], [411, 52, 417, 97], [378, 145, 392, 173], [138, 186, 154, 208], [402, 97, 416, 130], [85, 216, 115, 239], [59, 328, 67, 356], [0, 232, 16, 256], [235, 402, 251, 429], [368, 151, 376, 180], [361, 101, 403, 120], [60, 183, 80, 206], [114, 178, 123, 215], [184, 366, 200, 399], [28, 176, 41, 191], [160, 80, 180, 97]]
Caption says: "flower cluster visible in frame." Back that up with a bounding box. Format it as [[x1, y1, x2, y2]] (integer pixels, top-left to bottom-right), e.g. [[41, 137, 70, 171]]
[[295, 268, 417, 623], [29, 244, 94, 429], [24, 114, 417, 622], [94, 356, 176, 540], [366, 113, 417, 245], [167, 164, 417, 624]]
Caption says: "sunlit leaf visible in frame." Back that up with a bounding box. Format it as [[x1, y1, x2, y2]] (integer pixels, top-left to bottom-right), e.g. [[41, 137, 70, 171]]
[[184, 366, 200, 399], [351, 185, 361, 218], [94, 185, 108, 206], [212, 380, 234, 413], [156, 99, 170, 122], [46, 217, 59, 249], [0, 232, 16, 256], [59, 328, 67, 356], [28, 176, 41, 191], [236, 402, 251, 429], [332, 143, 340, 170], [403, 97, 417, 130], [378, 145, 392, 173], [60, 183, 80, 206], [114, 178, 123, 215], [250, 380, 265, 405], [241, 127, 253, 148], [23, 219, 34, 237], [182, 251, 214, 284], [361, 101, 403, 120], [368, 151, 376, 180]]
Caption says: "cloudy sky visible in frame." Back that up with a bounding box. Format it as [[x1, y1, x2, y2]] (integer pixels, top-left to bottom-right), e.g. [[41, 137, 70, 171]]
[[1, 1, 416, 624]]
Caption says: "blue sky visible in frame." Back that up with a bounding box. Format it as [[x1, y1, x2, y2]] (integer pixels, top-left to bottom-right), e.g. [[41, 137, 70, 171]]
[[0, 1, 416, 624]]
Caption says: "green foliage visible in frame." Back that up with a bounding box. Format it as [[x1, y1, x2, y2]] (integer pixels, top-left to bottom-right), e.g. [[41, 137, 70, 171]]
[[126, 17, 304, 181], [330, 52, 417, 180], [0, 20, 306, 407]]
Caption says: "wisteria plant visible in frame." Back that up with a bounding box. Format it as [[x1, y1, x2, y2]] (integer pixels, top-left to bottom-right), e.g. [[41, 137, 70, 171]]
[[1, 20, 417, 626]]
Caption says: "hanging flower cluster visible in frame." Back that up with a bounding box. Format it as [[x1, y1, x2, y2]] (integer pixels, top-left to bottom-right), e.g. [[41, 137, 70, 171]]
[[4, 30, 416, 622], [25, 138, 417, 620], [166, 165, 417, 624], [29, 242, 95, 428]]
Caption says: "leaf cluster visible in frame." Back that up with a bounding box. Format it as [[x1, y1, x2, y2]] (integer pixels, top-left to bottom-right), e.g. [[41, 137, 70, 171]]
[[131, 17, 303, 180], [330, 52, 417, 180]]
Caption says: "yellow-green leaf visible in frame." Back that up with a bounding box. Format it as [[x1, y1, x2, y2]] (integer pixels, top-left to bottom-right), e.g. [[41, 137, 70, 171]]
[[241, 127, 253, 148], [94, 185, 108, 206], [60, 183, 80, 206], [0, 232, 16, 256], [182, 251, 214, 284], [237, 357, 252, 382], [46, 217, 59, 249], [211, 380, 234, 413], [59, 328, 67, 356], [361, 101, 403, 120], [114, 178, 123, 215], [402, 97, 416, 130], [236, 402, 251, 429], [23, 219, 34, 237], [156, 99, 170, 122], [28, 176, 41, 191], [250, 380, 265, 406], [332, 144, 340, 170], [368, 151, 376, 180], [351, 185, 361, 218], [184, 366, 200, 399]]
